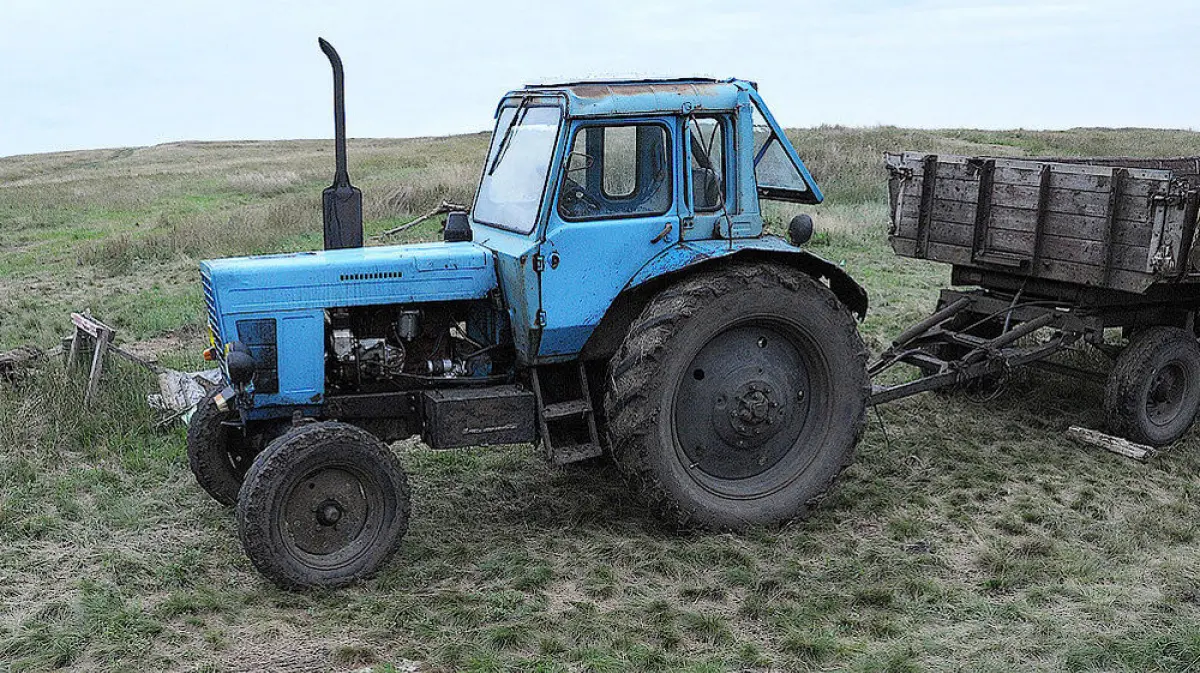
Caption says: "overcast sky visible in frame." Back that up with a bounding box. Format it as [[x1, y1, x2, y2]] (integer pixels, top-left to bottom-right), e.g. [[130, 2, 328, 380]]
[[1, 0, 1197, 158]]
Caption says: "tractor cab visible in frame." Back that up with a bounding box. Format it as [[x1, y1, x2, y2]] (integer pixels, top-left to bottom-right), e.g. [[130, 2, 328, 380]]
[[473, 78, 823, 241], [470, 79, 835, 361]]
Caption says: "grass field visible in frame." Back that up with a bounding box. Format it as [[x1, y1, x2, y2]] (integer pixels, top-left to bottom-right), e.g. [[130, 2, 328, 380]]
[[4, 126, 1200, 672]]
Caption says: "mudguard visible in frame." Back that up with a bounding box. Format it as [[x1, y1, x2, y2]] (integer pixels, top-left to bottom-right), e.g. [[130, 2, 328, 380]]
[[582, 236, 867, 360]]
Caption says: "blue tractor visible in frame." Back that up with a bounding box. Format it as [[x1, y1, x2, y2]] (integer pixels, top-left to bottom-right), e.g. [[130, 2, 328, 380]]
[[189, 40, 870, 589]]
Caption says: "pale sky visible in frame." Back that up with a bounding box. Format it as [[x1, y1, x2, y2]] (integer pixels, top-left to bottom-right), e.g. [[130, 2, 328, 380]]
[[1, 0, 1197, 158]]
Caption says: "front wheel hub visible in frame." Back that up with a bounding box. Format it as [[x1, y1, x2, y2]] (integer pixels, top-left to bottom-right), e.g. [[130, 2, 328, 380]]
[[284, 467, 369, 557], [316, 500, 344, 526]]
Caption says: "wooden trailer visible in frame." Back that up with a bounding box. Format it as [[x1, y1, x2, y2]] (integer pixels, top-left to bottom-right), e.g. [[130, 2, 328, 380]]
[[885, 152, 1200, 294], [873, 153, 1200, 447]]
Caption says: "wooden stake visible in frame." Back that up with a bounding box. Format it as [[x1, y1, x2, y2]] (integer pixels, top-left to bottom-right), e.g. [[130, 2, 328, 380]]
[[69, 312, 118, 408]]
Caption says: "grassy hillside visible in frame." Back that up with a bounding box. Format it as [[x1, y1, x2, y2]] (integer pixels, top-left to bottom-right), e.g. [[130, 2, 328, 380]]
[[4, 127, 1200, 671]]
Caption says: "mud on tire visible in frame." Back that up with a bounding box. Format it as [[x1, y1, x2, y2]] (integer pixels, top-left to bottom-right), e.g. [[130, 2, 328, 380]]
[[236, 422, 411, 590], [187, 392, 246, 506], [604, 263, 869, 530]]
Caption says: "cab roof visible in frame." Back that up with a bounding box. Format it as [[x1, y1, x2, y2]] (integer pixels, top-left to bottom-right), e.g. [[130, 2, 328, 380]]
[[512, 78, 755, 118]]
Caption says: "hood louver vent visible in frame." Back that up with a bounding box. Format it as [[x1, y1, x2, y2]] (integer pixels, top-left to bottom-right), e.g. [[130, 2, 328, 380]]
[[339, 271, 404, 282]]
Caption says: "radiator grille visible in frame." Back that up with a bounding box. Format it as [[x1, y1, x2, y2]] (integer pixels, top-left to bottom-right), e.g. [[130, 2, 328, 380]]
[[201, 270, 221, 346]]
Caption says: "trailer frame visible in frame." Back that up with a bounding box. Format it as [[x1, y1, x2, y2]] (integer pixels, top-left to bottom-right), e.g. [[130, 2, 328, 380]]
[[868, 286, 1199, 407]]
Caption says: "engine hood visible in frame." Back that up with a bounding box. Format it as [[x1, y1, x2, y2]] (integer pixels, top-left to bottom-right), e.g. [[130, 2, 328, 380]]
[[201, 242, 497, 317]]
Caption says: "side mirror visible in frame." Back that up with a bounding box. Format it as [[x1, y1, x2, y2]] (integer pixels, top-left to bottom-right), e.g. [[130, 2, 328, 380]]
[[788, 213, 814, 247], [444, 211, 472, 242]]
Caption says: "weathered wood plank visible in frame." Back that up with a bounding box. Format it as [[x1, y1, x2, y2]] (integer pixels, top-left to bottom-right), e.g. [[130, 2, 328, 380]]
[[890, 237, 1154, 293], [901, 199, 1155, 248], [929, 179, 1152, 221], [902, 163, 1163, 197], [895, 221, 1152, 272], [887, 152, 1190, 291], [0, 346, 43, 381], [1066, 425, 1154, 462], [887, 151, 1176, 182]]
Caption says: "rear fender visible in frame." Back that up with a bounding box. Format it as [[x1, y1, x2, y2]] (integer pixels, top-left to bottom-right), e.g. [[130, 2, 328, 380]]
[[581, 237, 867, 360]]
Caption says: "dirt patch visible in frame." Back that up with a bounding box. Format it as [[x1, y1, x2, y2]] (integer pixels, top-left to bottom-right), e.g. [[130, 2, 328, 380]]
[[119, 332, 191, 362]]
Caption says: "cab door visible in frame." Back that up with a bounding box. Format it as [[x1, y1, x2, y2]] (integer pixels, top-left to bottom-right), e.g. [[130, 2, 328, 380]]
[[684, 114, 735, 240], [535, 117, 682, 359]]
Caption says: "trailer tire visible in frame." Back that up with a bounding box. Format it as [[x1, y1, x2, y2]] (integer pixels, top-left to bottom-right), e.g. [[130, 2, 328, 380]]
[[604, 263, 869, 531], [237, 422, 410, 590], [1105, 327, 1200, 446], [187, 392, 247, 506]]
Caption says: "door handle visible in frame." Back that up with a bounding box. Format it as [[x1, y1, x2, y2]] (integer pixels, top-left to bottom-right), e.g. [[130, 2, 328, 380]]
[[651, 222, 673, 244]]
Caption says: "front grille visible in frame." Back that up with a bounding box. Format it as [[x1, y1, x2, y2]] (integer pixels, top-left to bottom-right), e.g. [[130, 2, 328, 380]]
[[201, 269, 221, 345]]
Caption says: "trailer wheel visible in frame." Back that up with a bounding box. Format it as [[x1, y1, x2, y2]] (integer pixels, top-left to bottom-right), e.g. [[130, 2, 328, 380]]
[[187, 392, 257, 505], [605, 263, 869, 530], [236, 422, 410, 589], [1105, 327, 1200, 446]]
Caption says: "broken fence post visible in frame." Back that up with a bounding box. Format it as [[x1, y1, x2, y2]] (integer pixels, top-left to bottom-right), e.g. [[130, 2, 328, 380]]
[[69, 312, 118, 408]]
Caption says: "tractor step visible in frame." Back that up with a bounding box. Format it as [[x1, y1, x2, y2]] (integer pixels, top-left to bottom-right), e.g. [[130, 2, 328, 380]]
[[546, 442, 604, 465], [531, 362, 602, 465], [542, 399, 591, 420]]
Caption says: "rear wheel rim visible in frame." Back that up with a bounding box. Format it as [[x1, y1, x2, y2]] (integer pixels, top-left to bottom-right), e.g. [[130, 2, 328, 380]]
[[279, 463, 383, 571], [671, 317, 829, 498], [1146, 360, 1192, 427]]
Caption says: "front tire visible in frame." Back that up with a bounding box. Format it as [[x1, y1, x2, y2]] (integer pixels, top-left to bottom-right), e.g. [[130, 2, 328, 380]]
[[605, 264, 869, 530], [236, 422, 411, 589], [187, 392, 247, 505], [1105, 327, 1200, 446]]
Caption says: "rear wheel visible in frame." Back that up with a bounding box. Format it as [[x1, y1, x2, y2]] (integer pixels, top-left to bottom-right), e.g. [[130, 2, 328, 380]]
[[605, 264, 869, 530], [1105, 327, 1200, 446], [236, 422, 411, 589]]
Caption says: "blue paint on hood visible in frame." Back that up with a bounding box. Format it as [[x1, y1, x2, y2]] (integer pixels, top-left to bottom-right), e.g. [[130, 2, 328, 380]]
[[201, 241, 496, 316]]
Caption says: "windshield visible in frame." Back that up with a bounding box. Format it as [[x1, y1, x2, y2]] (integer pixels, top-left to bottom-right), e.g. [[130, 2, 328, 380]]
[[473, 104, 562, 234]]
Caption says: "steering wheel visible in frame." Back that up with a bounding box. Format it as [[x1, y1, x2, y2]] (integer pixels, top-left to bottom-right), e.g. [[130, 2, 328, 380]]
[[561, 176, 602, 215]]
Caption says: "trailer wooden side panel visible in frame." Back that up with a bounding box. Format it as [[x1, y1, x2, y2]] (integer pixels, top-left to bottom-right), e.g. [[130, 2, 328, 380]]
[[885, 152, 1199, 294]]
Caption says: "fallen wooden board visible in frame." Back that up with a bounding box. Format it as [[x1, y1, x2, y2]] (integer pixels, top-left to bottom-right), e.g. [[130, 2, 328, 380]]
[[1066, 425, 1155, 462], [0, 346, 44, 380]]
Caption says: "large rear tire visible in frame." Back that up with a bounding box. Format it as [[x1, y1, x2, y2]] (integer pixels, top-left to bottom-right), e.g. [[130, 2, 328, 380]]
[[604, 263, 869, 530], [1105, 327, 1200, 446], [236, 422, 411, 590]]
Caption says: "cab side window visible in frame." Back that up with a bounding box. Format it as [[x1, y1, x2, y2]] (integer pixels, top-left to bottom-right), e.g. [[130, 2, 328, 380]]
[[559, 123, 672, 220], [689, 117, 725, 212]]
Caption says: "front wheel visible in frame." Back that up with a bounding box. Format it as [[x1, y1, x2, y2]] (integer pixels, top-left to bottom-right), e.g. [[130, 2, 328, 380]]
[[187, 392, 250, 505], [1105, 327, 1200, 446], [605, 264, 869, 530], [236, 422, 411, 589]]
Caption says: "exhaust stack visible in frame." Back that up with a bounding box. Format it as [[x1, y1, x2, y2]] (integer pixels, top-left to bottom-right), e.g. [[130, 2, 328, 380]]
[[318, 38, 363, 250]]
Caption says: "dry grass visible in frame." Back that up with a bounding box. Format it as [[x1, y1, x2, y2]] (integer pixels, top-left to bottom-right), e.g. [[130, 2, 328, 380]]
[[4, 126, 1200, 671]]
